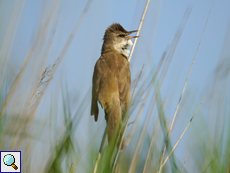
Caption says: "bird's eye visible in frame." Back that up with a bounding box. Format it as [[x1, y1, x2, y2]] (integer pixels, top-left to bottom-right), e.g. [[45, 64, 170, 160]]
[[118, 34, 125, 37]]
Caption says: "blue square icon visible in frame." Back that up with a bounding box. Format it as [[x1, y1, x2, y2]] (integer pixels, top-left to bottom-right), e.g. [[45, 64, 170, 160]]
[[0, 151, 21, 173]]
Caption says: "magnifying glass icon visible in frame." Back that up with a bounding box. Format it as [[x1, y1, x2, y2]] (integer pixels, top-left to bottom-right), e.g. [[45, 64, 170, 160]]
[[3, 154, 18, 170]]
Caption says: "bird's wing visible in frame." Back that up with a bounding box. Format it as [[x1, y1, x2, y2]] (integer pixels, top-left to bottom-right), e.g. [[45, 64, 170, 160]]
[[90, 59, 101, 121], [118, 59, 131, 102]]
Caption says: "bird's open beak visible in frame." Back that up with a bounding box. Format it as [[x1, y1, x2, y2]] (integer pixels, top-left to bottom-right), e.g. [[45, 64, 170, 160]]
[[125, 30, 139, 39], [129, 30, 138, 34]]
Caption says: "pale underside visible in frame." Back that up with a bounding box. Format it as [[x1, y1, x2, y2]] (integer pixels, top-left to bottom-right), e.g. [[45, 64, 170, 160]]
[[113, 39, 133, 57]]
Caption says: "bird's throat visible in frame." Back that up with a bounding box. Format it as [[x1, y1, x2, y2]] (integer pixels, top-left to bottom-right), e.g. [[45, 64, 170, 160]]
[[113, 39, 133, 57]]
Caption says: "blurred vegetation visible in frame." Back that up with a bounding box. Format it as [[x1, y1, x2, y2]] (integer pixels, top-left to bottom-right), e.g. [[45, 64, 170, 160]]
[[0, 0, 230, 173]]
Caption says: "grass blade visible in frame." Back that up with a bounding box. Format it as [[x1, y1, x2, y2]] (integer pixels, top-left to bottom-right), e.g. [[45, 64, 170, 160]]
[[180, 153, 189, 173], [158, 97, 206, 172]]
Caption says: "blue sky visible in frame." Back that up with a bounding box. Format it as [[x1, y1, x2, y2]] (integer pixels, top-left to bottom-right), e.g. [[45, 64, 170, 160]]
[[1, 0, 230, 172]]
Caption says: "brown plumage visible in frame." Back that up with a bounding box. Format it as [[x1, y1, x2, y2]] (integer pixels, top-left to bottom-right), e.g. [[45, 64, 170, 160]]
[[90, 23, 138, 150]]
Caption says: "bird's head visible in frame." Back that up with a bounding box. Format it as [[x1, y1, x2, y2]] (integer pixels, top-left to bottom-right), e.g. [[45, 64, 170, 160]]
[[101, 23, 138, 57]]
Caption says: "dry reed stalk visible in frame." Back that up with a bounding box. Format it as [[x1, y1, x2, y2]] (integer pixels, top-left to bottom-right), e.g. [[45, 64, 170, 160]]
[[129, 45, 168, 112], [158, 7, 191, 87], [180, 153, 189, 173], [172, 92, 189, 129], [0, 0, 25, 89], [131, 65, 145, 103], [209, 23, 230, 143], [126, 46, 167, 147], [157, 97, 206, 173], [159, 1, 215, 170], [12, 0, 92, 151], [28, 0, 66, 108], [167, 0, 215, 143], [142, 112, 160, 173], [127, 80, 152, 148], [128, 93, 159, 172], [0, 0, 26, 146], [128, 9, 190, 170], [0, 0, 61, 120], [28, 0, 66, 112], [128, 58, 167, 172], [158, 145, 166, 173], [11, 6, 63, 146], [30, 0, 93, 117], [129, 64, 160, 112], [128, 0, 151, 62], [136, 99, 166, 173], [157, 7, 191, 171], [9, 0, 64, 150], [128, 11, 190, 167], [29, 0, 93, 120], [10, 62, 57, 150]]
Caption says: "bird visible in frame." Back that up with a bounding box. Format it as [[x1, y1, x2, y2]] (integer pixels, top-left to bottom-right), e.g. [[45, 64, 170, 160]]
[[90, 23, 138, 150]]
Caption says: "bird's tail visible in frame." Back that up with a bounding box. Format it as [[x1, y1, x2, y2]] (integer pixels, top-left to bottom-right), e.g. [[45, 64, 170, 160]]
[[91, 96, 99, 122], [106, 99, 125, 150]]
